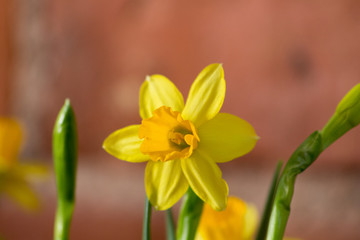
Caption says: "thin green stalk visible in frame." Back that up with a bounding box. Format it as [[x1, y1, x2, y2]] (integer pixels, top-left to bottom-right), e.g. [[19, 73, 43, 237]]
[[255, 160, 282, 240], [53, 99, 78, 240], [266, 131, 322, 240], [142, 196, 152, 240], [266, 83, 360, 240], [54, 202, 75, 240], [165, 208, 176, 240], [176, 188, 204, 240]]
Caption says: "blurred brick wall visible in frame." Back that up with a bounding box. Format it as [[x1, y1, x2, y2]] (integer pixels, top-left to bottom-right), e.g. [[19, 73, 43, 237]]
[[1, 2, 360, 239], [0, 0, 13, 115], [8, 0, 360, 166]]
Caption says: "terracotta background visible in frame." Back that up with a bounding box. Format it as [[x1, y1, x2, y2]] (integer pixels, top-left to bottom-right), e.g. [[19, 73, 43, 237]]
[[1, 0, 360, 165], [1, 0, 360, 239]]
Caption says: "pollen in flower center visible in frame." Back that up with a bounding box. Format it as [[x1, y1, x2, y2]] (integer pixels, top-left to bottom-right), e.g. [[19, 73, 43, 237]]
[[139, 106, 200, 162]]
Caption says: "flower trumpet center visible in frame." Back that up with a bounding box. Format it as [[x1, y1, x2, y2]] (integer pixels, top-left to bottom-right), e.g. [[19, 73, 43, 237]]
[[139, 106, 200, 162]]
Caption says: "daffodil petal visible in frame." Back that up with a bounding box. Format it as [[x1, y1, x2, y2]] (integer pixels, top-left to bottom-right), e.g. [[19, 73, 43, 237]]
[[103, 125, 149, 162], [139, 74, 184, 119], [0, 118, 22, 166], [181, 150, 228, 211], [243, 203, 259, 240], [145, 160, 188, 210], [196, 196, 258, 240], [15, 163, 49, 181], [198, 113, 258, 163], [196, 196, 246, 240], [1, 175, 39, 211], [195, 233, 204, 240], [182, 64, 225, 127]]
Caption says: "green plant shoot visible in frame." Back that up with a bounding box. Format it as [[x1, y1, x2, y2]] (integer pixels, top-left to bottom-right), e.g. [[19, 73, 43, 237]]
[[266, 83, 360, 240], [143, 196, 152, 240], [176, 188, 204, 240], [255, 161, 282, 240], [165, 208, 176, 240], [53, 99, 78, 240]]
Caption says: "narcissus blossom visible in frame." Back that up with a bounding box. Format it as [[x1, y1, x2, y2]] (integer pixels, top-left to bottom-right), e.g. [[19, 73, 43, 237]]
[[103, 64, 258, 210], [196, 196, 258, 240], [196, 196, 301, 240], [0, 118, 47, 210]]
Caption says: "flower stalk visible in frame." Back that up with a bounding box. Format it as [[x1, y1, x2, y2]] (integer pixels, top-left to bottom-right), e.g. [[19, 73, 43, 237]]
[[176, 188, 204, 240], [165, 208, 176, 240], [142, 196, 152, 240], [53, 99, 78, 240], [266, 131, 322, 240], [266, 83, 360, 240]]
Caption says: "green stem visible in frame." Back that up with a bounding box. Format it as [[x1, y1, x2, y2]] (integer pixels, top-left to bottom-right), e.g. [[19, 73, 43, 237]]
[[255, 161, 282, 240], [176, 188, 204, 240], [165, 209, 176, 240], [54, 202, 75, 240], [53, 99, 78, 240], [266, 84, 360, 240], [266, 132, 322, 240], [142, 196, 152, 240]]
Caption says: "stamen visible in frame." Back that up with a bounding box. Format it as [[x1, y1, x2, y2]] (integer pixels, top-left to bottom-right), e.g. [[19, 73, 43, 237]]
[[168, 130, 184, 145], [139, 106, 199, 162]]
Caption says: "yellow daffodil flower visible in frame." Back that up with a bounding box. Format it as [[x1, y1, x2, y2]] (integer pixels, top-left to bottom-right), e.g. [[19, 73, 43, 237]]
[[0, 118, 47, 211], [196, 196, 258, 240], [196, 196, 300, 240], [103, 64, 258, 211]]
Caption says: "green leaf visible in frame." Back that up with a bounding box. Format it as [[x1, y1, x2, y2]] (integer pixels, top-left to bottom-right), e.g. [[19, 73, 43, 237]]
[[255, 160, 282, 240]]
